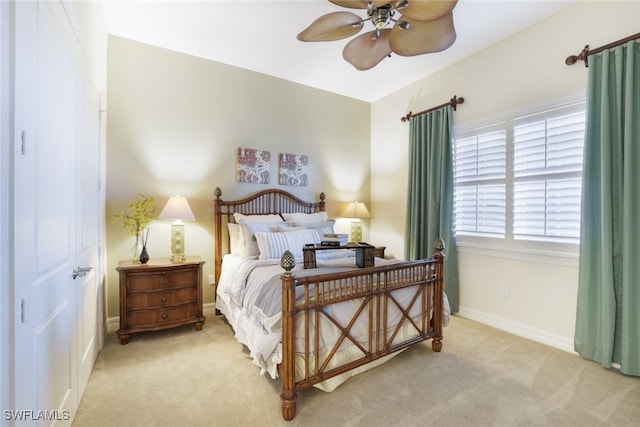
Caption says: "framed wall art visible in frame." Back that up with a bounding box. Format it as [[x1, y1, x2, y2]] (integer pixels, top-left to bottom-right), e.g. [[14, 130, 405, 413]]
[[236, 147, 271, 184], [279, 153, 308, 186]]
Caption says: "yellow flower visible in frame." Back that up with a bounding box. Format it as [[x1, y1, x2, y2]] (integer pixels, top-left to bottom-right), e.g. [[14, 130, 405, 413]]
[[114, 193, 157, 238]]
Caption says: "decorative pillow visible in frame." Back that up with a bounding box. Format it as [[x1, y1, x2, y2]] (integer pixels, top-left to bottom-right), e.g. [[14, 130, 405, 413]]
[[281, 212, 328, 224], [271, 224, 307, 232], [233, 213, 284, 224], [255, 229, 322, 260], [227, 223, 246, 256], [238, 222, 283, 257], [292, 220, 335, 236]]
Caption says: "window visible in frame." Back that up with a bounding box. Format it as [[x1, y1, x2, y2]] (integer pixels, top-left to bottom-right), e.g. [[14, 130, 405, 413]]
[[454, 125, 506, 237], [453, 101, 586, 247]]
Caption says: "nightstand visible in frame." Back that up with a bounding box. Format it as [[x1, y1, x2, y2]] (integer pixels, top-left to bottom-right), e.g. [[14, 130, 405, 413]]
[[375, 246, 386, 258], [116, 256, 205, 344]]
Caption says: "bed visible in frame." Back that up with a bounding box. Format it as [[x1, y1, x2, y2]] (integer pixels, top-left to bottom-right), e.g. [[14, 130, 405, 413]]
[[213, 187, 448, 420]]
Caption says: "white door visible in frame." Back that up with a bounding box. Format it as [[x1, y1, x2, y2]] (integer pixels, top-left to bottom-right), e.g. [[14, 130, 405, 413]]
[[13, 1, 79, 424], [75, 59, 102, 396]]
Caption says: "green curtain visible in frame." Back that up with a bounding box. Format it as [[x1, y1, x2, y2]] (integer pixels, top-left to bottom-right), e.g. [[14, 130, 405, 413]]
[[405, 105, 459, 312], [575, 40, 640, 376]]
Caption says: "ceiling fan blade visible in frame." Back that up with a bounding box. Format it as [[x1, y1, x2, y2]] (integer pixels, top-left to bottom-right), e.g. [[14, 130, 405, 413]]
[[397, 0, 458, 22], [343, 29, 392, 70], [297, 11, 364, 42], [390, 12, 456, 56], [329, 0, 368, 9], [330, 0, 390, 9]]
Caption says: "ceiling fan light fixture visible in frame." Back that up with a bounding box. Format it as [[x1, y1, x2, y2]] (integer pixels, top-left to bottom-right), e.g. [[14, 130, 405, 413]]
[[301, 0, 459, 70], [371, 5, 393, 29]]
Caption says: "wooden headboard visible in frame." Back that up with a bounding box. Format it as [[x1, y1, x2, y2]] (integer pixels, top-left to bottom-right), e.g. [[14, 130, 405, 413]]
[[213, 187, 326, 284]]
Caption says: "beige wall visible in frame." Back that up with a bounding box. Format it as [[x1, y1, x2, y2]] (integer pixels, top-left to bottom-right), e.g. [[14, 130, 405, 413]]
[[370, 1, 640, 350], [105, 36, 370, 319], [105, 1, 640, 347]]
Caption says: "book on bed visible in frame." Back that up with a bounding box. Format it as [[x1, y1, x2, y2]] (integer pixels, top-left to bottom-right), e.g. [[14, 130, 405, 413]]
[[321, 233, 348, 246]]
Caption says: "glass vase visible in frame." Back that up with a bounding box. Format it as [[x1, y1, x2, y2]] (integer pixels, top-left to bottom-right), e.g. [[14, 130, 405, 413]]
[[131, 235, 143, 263]]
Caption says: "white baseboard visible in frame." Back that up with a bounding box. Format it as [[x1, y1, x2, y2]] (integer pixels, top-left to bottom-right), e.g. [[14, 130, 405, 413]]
[[457, 306, 577, 354], [106, 302, 218, 334], [106, 316, 118, 333], [203, 302, 217, 316]]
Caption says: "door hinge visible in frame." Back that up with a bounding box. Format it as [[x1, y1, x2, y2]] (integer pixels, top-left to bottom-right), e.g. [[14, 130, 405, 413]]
[[21, 298, 26, 323]]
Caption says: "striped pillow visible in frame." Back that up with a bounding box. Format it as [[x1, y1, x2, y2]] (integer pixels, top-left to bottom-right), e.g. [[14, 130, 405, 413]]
[[255, 229, 321, 260]]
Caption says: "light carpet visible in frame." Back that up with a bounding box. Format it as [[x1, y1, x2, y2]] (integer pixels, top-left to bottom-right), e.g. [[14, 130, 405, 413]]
[[72, 314, 640, 427]]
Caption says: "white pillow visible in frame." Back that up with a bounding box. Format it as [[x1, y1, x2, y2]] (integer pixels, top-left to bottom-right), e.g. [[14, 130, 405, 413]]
[[255, 229, 321, 260], [238, 222, 283, 257], [293, 220, 335, 236], [281, 212, 328, 224], [233, 213, 284, 223], [271, 224, 307, 232], [227, 223, 246, 256]]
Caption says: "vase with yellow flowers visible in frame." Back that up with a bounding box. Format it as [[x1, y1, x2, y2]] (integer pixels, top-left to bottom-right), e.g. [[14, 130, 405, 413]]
[[114, 193, 157, 263]]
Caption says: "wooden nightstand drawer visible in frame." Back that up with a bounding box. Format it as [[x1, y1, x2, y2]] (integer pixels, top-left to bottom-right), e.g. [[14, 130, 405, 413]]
[[116, 257, 205, 344], [127, 287, 197, 309], [127, 303, 198, 327], [127, 269, 198, 292]]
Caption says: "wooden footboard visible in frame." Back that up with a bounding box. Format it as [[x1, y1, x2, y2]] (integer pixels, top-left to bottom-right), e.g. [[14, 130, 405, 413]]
[[279, 239, 445, 421]]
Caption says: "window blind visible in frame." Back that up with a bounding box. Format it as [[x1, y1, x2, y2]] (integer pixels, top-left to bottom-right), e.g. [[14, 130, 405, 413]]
[[513, 108, 585, 242], [454, 127, 506, 237], [453, 101, 586, 245]]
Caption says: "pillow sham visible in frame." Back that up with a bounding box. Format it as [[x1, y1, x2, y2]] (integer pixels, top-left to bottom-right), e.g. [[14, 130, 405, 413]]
[[292, 220, 335, 236], [281, 212, 328, 224], [271, 224, 307, 232], [233, 213, 284, 224], [227, 223, 246, 256], [238, 222, 283, 257], [255, 229, 322, 260]]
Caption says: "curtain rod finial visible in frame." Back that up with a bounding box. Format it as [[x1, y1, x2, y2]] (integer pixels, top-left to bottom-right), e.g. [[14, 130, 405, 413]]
[[565, 45, 590, 67], [451, 95, 464, 111], [565, 55, 579, 65], [400, 112, 412, 123]]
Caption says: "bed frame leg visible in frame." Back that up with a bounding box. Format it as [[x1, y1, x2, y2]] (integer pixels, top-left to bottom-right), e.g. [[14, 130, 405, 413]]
[[281, 392, 297, 421], [431, 238, 445, 354], [281, 270, 297, 420]]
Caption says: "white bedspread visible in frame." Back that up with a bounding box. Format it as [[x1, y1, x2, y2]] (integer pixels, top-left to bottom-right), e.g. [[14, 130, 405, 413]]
[[216, 251, 451, 384]]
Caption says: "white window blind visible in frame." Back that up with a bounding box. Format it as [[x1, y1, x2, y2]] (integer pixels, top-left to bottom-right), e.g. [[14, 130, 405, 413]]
[[454, 127, 506, 237], [453, 100, 586, 247], [513, 106, 585, 242]]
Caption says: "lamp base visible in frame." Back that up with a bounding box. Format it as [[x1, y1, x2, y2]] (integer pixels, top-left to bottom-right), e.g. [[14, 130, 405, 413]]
[[350, 220, 363, 242], [170, 222, 186, 262]]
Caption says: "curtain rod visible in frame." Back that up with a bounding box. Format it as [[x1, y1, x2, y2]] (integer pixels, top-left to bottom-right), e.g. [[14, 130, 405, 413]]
[[565, 32, 640, 67], [400, 95, 464, 123]]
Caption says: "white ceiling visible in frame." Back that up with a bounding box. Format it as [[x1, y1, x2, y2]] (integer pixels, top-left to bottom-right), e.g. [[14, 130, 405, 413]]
[[101, 0, 576, 103]]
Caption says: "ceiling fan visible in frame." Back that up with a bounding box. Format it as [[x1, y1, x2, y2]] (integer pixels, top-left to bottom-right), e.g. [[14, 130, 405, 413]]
[[297, 0, 459, 70]]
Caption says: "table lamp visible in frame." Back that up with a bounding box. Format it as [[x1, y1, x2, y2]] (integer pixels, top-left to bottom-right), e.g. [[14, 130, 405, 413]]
[[341, 201, 371, 242], [158, 195, 195, 262]]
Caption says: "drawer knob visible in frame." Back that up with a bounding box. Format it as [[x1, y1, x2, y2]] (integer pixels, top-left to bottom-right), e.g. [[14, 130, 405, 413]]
[[161, 312, 168, 320], [161, 278, 168, 285], [161, 295, 167, 303]]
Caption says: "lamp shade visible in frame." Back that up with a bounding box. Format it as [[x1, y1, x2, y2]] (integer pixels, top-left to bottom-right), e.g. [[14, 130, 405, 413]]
[[158, 196, 195, 221], [341, 201, 371, 219]]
